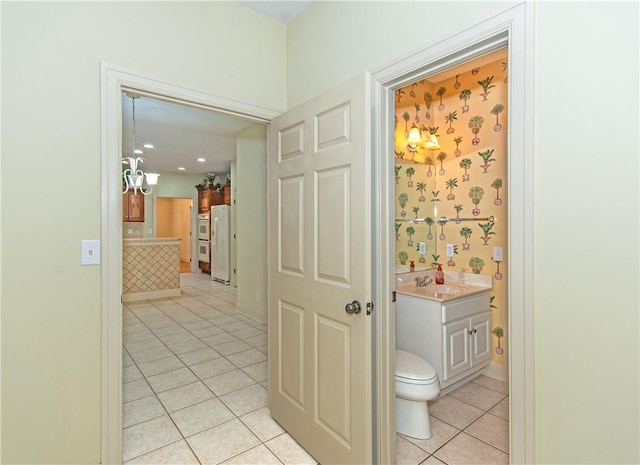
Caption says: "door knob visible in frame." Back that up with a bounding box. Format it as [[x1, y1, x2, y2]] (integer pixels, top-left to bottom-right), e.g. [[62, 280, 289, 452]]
[[345, 300, 362, 315]]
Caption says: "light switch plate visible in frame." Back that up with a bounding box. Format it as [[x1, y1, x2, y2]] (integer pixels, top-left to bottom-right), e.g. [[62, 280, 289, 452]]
[[81, 240, 101, 265], [493, 246, 503, 262]]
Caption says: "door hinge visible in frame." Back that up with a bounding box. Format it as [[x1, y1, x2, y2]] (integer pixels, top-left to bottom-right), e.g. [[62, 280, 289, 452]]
[[366, 301, 374, 315], [392, 291, 396, 303]]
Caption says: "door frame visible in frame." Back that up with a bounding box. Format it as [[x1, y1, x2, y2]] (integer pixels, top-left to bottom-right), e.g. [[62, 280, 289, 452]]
[[100, 63, 277, 463], [370, 3, 534, 464]]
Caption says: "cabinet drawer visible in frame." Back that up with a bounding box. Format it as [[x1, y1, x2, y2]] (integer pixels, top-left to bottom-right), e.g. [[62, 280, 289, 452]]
[[442, 292, 490, 323]]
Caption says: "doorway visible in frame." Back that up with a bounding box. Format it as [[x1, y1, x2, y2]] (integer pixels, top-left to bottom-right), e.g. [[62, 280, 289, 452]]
[[156, 197, 193, 272], [392, 48, 510, 463], [372, 5, 533, 463], [101, 65, 277, 463]]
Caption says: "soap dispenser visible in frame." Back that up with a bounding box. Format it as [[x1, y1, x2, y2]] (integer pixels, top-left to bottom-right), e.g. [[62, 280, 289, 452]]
[[435, 264, 445, 284], [409, 260, 415, 272]]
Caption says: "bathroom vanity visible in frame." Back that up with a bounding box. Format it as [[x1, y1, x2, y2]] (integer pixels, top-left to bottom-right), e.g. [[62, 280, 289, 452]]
[[395, 271, 492, 393]]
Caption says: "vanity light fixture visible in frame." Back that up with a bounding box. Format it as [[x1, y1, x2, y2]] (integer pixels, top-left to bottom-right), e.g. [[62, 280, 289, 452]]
[[406, 125, 441, 157], [406, 126, 422, 152], [122, 93, 160, 196], [424, 133, 441, 150], [423, 126, 441, 150]]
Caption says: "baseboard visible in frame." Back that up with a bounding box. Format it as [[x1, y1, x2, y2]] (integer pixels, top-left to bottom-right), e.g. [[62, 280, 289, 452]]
[[123, 288, 181, 302], [236, 303, 267, 325], [484, 361, 508, 383]]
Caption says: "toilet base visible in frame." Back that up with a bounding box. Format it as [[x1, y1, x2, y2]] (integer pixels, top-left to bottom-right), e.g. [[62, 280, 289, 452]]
[[396, 397, 432, 439]]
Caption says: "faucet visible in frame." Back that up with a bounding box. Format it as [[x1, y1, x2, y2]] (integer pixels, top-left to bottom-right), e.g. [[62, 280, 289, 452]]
[[415, 275, 433, 289]]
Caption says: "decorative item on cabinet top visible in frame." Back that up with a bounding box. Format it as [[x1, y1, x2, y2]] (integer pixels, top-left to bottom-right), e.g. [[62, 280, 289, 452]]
[[197, 183, 231, 213]]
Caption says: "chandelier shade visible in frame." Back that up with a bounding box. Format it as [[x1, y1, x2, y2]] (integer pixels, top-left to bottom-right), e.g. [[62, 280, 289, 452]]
[[122, 94, 159, 195]]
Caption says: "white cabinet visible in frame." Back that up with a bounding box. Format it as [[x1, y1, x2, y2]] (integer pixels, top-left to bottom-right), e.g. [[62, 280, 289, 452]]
[[396, 291, 491, 391], [443, 311, 491, 381]]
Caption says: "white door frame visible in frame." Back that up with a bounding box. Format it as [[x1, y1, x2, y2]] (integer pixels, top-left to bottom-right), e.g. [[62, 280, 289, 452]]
[[100, 63, 278, 463], [370, 3, 534, 464]]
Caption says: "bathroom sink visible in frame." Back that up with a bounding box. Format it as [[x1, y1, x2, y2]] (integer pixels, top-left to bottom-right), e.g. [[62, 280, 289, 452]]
[[395, 283, 466, 296], [425, 284, 465, 294], [395, 270, 492, 302]]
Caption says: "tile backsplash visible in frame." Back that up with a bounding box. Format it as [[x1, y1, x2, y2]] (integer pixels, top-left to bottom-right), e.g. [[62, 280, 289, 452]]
[[123, 222, 144, 238]]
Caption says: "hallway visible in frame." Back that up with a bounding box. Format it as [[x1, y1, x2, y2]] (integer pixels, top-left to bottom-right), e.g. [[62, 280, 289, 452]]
[[122, 272, 316, 464]]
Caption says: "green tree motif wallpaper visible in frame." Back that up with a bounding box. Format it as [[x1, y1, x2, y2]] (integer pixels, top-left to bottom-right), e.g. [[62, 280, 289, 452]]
[[394, 50, 508, 365]]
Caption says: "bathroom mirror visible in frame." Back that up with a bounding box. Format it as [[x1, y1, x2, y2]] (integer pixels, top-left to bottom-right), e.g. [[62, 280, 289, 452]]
[[394, 156, 439, 273]]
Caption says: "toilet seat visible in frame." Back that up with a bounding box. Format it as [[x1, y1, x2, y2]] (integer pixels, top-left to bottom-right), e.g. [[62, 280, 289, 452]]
[[396, 350, 437, 383]]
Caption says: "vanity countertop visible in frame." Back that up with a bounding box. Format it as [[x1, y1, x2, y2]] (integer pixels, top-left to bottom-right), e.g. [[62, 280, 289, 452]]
[[395, 270, 492, 302]]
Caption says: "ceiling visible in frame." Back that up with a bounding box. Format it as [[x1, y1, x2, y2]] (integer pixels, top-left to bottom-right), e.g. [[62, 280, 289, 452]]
[[121, 93, 257, 175], [237, 1, 313, 23], [121, 2, 314, 177]]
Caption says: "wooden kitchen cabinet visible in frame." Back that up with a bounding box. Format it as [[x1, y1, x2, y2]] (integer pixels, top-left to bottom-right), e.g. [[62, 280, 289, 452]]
[[198, 187, 211, 213], [198, 185, 228, 213], [223, 183, 231, 205], [123, 190, 145, 222]]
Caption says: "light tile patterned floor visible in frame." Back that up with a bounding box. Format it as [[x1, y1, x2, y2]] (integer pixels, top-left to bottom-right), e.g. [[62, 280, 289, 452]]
[[122, 272, 317, 464], [397, 375, 510, 465], [124, 272, 509, 465]]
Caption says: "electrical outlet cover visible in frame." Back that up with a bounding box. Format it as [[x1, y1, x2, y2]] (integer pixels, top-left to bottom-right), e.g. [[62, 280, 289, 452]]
[[446, 244, 455, 257]]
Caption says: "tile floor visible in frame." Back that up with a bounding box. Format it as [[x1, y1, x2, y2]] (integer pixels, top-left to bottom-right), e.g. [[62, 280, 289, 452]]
[[122, 272, 317, 464], [397, 375, 510, 465], [123, 272, 509, 465]]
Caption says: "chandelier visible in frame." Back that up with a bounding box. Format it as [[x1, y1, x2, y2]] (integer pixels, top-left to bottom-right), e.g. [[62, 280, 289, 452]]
[[122, 94, 159, 195]]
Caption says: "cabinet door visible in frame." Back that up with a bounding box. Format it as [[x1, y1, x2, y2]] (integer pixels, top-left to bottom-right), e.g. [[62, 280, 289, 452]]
[[443, 318, 471, 381], [470, 312, 492, 366], [199, 188, 211, 213], [128, 191, 145, 222], [122, 192, 130, 221], [123, 191, 145, 222]]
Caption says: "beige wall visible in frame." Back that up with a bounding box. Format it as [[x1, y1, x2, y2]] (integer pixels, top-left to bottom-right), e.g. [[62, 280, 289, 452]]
[[2, 2, 638, 464], [156, 198, 191, 261], [235, 125, 268, 322], [156, 198, 174, 238], [0, 2, 285, 463], [287, 2, 640, 464]]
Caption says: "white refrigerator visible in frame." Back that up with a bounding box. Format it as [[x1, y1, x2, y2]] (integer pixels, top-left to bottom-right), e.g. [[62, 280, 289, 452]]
[[210, 205, 231, 284]]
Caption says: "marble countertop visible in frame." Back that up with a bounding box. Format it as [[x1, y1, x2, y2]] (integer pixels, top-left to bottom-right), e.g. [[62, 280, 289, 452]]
[[395, 270, 492, 302]]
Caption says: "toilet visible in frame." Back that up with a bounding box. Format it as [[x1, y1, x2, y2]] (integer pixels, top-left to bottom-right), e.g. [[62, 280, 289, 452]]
[[395, 349, 440, 439]]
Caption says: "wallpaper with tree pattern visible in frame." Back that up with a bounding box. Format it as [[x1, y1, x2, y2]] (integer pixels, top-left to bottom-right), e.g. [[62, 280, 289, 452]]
[[394, 52, 508, 364]]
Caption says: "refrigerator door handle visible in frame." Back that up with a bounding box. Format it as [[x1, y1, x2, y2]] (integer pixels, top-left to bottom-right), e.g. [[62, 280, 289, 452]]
[[212, 217, 218, 252]]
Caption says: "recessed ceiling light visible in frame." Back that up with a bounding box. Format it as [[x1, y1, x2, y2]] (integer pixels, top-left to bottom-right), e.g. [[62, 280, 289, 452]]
[[143, 144, 154, 149], [197, 158, 206, 162], [133, 149, 143, 154], [178, 167, 186, 171]]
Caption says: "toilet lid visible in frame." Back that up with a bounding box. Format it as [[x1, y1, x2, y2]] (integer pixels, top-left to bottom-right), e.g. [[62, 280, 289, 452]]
[[396, 350, 437, 381]]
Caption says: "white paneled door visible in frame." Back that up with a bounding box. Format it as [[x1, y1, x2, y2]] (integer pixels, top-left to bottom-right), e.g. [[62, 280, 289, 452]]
[[268, 73, 372, 465]]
